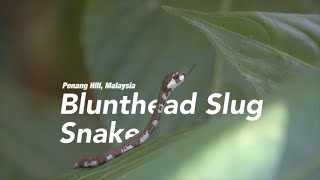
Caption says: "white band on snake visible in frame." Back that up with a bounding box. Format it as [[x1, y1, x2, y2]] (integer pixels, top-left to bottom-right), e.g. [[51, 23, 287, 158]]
[[75, 65, 195, 168]]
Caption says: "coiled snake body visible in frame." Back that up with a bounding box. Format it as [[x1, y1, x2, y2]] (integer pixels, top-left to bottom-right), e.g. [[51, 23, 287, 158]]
[[75, 66, 194, 168]]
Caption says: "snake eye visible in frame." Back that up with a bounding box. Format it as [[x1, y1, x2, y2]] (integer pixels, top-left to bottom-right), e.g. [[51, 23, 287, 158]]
[[173, 74, 179, 80]]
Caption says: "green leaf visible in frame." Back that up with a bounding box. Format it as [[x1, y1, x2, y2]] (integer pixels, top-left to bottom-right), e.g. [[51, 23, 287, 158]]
[[162, 6, 320, 95], [63, 71, 320, 180], [82, 1, 221, 141], [82, 3, 320, 145], [68, 2, 320, 180]]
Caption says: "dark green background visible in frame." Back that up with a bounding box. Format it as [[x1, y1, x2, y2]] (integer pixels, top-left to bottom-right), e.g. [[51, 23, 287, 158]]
[[1, 0, 319, 179]]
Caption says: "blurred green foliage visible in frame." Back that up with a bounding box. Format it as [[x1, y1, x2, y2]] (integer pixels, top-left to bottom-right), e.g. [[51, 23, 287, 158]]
[[1, 0, 320, 179]]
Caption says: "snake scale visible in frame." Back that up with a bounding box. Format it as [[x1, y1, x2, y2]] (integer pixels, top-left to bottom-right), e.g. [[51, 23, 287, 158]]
[[75, 65, 195, 168]]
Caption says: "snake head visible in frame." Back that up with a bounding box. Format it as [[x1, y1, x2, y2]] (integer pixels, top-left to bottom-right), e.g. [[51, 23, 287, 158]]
[[163, 65, 196, 92], [164, 72, 185, 91]]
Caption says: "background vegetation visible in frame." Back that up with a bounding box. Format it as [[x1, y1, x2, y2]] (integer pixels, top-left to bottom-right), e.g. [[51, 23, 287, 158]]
[[1, 0, 319, 179]]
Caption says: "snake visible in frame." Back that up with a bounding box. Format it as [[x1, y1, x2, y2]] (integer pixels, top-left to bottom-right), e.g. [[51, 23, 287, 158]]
[[75, 65, 195, 168]]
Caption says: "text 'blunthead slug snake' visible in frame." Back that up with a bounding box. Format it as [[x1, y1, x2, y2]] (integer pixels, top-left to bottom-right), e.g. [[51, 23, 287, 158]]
[[75, 65, 195, 168]]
